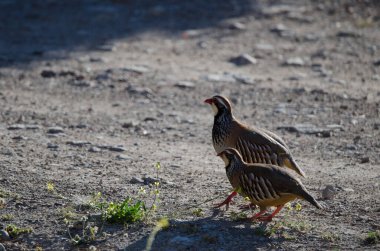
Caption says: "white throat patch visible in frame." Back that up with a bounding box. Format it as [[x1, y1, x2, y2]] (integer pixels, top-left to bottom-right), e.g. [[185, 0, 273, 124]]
[[211, 103, 219, 116]]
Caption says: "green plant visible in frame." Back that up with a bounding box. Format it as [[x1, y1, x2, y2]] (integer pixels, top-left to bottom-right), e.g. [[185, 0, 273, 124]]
[[66, 216, 99, 245], [230, 211, 248, 221], [104, 198, 146, 224], [5, 224, 33, 238], [363, 230, 380, 245], [322, 231, 340, 242], [192, 208, 204, 217], [1, 213, 14, 221]]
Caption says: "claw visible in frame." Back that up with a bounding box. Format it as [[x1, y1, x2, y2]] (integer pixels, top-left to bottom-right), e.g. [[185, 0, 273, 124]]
[[213, 191, 237, 210], [250, 205, 284, 222]]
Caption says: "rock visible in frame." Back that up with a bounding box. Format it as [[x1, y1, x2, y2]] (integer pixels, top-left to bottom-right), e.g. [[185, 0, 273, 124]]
[[204, 73, 236, 83], [277, 124, 332, 135], [373, 60, 380, 66], [108, 146, 126, 152], [26, 125, 40, 130], [169, 236, 194, 247], [0, 243, 5, 251], [229, 54, 257, 66], [143, 177, 160, 185], [66, 141, 91, 147], [270, 23, 288, 34], [47, 127, 64, 134], [123, 66, 150, 74], [182, 29, 202, 38], [228, 22, 246, 30], [130, 177, 144, 184], [359, 156, 370, 164], [261, 5, 307, 16], [255, 43, 275, 52], [12, 136, 28, 140], [336, 31, 360, 38], [122, 120, 140, 128], [283, 57, 305, 66], [7, 124, 25, 130], [88, 146, 101, 153], [322, 185, 337, 200], [175, 81, 195, 89], [69, 80, 94, 87], [41, 70, 56, 78], [233, 75, 256, 85], [116, 154, 132, 160], [342, 187, 354, 192], [126, 86, 154, 97], [47, 143, 59, 149], [88, 245, 97, 251], [0, 229, 10, 241]]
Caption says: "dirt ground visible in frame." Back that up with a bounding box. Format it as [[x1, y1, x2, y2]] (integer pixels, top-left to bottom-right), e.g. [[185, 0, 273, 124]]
[[0, 0, 379, 250]]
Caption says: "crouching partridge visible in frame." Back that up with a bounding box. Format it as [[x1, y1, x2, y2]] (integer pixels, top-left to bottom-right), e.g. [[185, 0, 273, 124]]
[[205, 95, 305, 209], [218, 148, 322, 221]]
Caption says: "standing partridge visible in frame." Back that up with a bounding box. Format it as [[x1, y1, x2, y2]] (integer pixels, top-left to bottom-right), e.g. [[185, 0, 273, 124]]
[[218, 148, 322, 221], [205, 95, 305, 209]]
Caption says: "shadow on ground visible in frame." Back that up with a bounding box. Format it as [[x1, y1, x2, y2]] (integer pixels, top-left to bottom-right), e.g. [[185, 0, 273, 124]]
[[124, 210, 283, 251], [0, 0, 257, 67]]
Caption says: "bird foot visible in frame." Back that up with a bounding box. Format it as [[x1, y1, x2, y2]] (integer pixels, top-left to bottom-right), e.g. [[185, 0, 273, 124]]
[[213, 191, 237, 211], [254, 216, 273, 222]]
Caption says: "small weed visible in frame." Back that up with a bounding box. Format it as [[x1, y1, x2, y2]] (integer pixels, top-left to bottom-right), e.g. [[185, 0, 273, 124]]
[[322, 231, 340, 242], [192, 208, 204, 217], [1, 214, 14, 221], [363, 230, 380, 245], [105, 198, 146, 224], [5, 224, 33, 238], [67, 216, 99, 245], [46, 181, 55, 192]]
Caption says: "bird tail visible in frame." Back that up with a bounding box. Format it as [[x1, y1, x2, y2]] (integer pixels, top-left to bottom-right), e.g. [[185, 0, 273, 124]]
[[301, 189, 323, 210]]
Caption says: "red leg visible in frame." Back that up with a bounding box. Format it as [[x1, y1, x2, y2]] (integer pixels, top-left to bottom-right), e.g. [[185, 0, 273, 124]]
[[256, 205, 284, 222], [250, 209, 267, 221], [239, 203, 257, 211], [214, 191, 237, 210]]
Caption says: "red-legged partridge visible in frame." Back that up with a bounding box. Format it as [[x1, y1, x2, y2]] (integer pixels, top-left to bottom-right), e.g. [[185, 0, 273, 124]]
[[218, 148, 322, 221], [205, 95, 305, 209]]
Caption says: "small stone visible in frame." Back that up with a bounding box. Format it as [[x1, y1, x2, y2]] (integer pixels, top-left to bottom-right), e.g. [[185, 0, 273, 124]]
[[359, 156, 370, 164], [229, 54, 257, 66], [47, 127, 64, 134], [66, 141, 91, 147], [25, 125, 40, 130], [373, 60, 380, 66], [255, 43, 274, 51], [283, 57, 305, 66], [342, 187, 354, 192], [130, 177, 144, 184], [41, 70, 56, 78], [204, 73, 236, 83], [108, 146, 126, 152], [12, 136, 28, 140], [116, 154, 132, 160], [228, 22, 246, 30], [175, 81, 195, 89], [336, 31, 360, 38], [123, 66, 150, 74], [69, 80, 94, 87], [88, 245, 97, 251], [47, 143, 59, 149], [88, 146, 101, 153], [126, 86, 154, 97], [7, 124, 25, 130], [122, 120, 140, 128], [270, 23, 288, 34], [322, 185, 337, 200], [143, 176, 160, 185], [0, 229, 10, 241], [233, 75, 256, 85], [0, 243, 5, 251]]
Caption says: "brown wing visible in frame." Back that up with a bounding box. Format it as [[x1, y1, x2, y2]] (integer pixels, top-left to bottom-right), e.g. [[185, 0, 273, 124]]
[[231, 121, 305, 177], [239, 164, 321, 209]]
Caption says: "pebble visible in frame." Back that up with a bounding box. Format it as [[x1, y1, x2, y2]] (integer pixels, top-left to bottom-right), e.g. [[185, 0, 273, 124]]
[[228, 22, 246, 30], [277, 124, 332, 135], [88, 245, 97, 251], [0, 229, 10, 241], [126, 86, 154, 97], [204, 73, 236, 83], [69, 80, 94, 87], [108, 146, 126, 152], [0, 243, 5, 251], [174, 81, 195, 89], [123, 66, 150, 74], [116, 154, 132, 160], [233, 75, 256, 85], [336, 31, 360, 38], [270, 23, 288, 34], [47, 143, 59, 149], [359, 156, 370, 164], [229, 54, 257, 66], [255, 43, 274, 52], [66, 141, 91, 147], [130, 177, 144, 184], [47, 127, 64, 134], [322, 185, 337, 200], [7, 124, 25, 130], [41, 70, 56, 78], [283, 57, 305, 66], [26, 125, 40, 130], [12, 136, 28, 140], [122, 120, 140, 128], [88, 146, 101, 153], [373, 60, 380, 66], [143, 177, 160, 185]]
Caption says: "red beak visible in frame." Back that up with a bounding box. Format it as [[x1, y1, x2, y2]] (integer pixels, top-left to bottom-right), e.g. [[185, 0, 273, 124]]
[[204, 98, 213, 104]]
